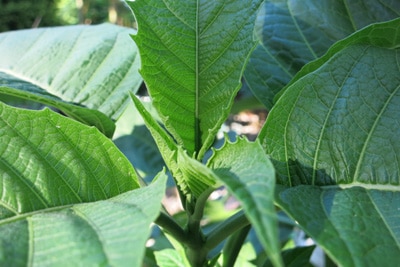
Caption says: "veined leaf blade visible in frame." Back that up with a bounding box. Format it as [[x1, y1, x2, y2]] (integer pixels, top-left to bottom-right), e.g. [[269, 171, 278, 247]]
[[0, 173, 167, 266], [275, 186, 400, 266], [208, 137, 282, 267], [0, 23, 142, 121], [245, 0, 400, 109], [260, 18, 400, 266], [0, 101, 139, 214], [127, 0, 263, 155]]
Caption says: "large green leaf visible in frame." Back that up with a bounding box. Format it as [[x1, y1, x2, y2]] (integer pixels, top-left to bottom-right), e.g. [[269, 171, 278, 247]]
[[208, 137, 282, 267], [0, 23, 142, 122], [0, 101, 139, 213], [0, 101, 167, 265], [127, 0, 264, 156], [0, 172, 167, 267], [259, 19, 400, 266], [244, 0, 400, 109]]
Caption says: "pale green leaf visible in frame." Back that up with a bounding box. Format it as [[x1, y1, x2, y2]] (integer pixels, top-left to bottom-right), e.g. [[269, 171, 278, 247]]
[[0, 23, 142, 121], [154, 249, 188, 267], [0, 101, 139, 214], [127, 0, 264, 156], [0, 172, 167, 267], [245, 0, 400, 109], [208, 137, 282, 267]]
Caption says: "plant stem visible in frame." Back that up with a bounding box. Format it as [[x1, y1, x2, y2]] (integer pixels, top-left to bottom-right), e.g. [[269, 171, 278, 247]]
[[184, 188, 215, 266], [205, 209, 250, 251], [222, 224, 251, 267], [155, 211, 187, 245]]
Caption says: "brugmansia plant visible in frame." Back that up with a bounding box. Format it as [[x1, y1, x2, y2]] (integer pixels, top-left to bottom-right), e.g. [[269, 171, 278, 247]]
[[0, 0, 399, 266]]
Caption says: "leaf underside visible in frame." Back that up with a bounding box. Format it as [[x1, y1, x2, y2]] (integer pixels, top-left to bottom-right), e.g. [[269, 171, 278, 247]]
[[0, 23, 142, 121]]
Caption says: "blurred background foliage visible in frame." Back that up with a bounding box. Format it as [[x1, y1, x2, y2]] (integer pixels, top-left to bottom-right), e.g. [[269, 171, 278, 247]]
[[0, 0, 135, 32]]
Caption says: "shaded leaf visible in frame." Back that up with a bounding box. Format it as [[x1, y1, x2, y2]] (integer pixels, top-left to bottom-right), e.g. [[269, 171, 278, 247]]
[[275, 186, 400, 266], [113, 100, 164, 179], [0, 78, 115, 138], [0, 23, 142, 121], [245, 0, 400, 109], [259, 19, 400, 266], [263, 245, 315, 267], [208, 137, 282, 267], [127, 0, 264, 156], [260, 18, 400, 186]]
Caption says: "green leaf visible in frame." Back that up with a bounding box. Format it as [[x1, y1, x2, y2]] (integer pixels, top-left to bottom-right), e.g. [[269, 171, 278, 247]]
[[244, 1, 400, 109], [154, 249, 188, 267], [127, 0, 264, 156], [275, 186, 400, 266], [260, 18, 400, 186], [131, 94, 217, 198], [208, 137, 282, 267], [0, 172, 167, 267], [0, 78, 115, 138], [262, 245, 315, 267], [259, 19, 400, 266], [130, 94, 178, 174], [113, 100, 164, 179], [0, 101, 139, 214], [0, 23, 142, 121]]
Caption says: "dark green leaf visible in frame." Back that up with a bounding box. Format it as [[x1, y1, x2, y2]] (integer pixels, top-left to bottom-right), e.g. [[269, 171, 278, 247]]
[[263, 245, 315, 267], [275, 186, 400, 266], [260, 19, 400, 266], [245, 0, 400, 109]]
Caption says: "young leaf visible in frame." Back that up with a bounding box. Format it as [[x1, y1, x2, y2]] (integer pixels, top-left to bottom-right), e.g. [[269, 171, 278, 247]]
[[208, 137, 282, 267], [127, 0, 264, 156], [0, 172, 167, 267], [260, 18, 400, 266], [0, 102, 139, 214], [0, 23, 142, 121], [244, 1, 400, 109], [131, 94, 217, 197]]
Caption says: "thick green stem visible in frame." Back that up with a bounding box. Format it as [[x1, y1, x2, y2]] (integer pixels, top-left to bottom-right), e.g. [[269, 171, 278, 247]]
[[155, 211, 187, 244], [205, 210, 250, 251]]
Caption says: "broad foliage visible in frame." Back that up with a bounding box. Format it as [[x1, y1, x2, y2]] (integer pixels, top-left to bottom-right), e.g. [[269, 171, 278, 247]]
[[0, 1, 399, 266]]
